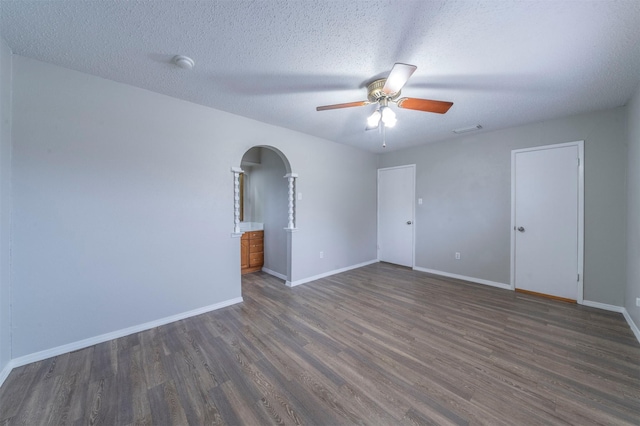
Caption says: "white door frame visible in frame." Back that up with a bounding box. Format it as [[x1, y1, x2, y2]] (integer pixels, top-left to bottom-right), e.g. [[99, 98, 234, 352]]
[[510, 141, 584, 303], [377, 164, 416, 267]]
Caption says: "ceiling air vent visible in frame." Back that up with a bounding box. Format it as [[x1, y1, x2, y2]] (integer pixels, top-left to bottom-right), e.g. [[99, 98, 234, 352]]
[[453, 124, 482, 134]]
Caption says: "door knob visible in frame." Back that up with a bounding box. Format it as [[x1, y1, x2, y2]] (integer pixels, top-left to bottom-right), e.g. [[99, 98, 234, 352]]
[[406, 221, 412, 225], [517, 226, 525, 232]]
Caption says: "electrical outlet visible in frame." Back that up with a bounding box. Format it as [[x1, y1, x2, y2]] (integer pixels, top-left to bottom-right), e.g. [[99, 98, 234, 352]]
[[636, 297, 640, 307], [455, 252, 461, 260], [320, 251, 324, 259]]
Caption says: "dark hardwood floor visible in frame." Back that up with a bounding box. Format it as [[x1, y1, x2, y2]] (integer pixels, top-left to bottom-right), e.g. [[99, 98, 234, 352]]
[[1, 262, 639, 425]]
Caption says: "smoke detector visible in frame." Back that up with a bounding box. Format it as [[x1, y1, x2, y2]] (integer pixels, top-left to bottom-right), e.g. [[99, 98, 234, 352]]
[[172, 55, 195, 70]]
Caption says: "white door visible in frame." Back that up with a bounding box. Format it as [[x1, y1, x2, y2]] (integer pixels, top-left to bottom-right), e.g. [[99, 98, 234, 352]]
[[378, 165, 415, 267], [512, 142, 583, 300]]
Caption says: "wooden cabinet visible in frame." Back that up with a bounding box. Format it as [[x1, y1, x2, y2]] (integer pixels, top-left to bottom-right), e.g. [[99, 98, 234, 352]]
[[240, 237, 249, 270], [241, 230, 264, 274]]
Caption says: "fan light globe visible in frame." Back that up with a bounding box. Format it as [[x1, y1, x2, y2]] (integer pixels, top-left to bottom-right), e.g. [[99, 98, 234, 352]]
[[367, 110, 381, 127], [381, 106, 397, 128]]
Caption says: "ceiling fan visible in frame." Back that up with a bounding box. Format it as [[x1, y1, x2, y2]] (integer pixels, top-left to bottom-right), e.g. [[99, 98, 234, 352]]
[[316, 63, 453, 135]]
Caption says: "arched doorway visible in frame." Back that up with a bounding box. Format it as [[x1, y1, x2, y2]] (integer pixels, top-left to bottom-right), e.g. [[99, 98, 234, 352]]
[[232, 146, 296, 284]]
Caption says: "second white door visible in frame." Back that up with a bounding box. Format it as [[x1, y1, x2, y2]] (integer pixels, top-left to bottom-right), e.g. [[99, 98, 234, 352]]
[[378, 165, 415, 267], [512, 142, 582, 300]]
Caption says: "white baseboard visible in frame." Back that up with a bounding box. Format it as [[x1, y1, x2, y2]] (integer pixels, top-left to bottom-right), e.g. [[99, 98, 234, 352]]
[[8, 296, 243, 371], [262, 267, 287, 281], [0, 360, 14, 388], [413, 267, 512, 291], [622, 309, 640, 344], [581, 300, 625, 312], [286, 259, 378, 287], [577, 300, 640, 345]]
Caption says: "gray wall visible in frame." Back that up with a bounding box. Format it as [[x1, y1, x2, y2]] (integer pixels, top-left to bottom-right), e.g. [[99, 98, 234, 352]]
[[379, 108, 628, 306], [11, 56, 377, 358], [0, 37, 12, 371], [626, 85, 640, 327], [246, 148, 288, 276], [290, 146, 378, 279]]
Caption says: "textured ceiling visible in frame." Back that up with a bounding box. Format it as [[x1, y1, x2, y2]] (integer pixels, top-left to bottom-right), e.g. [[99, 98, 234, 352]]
[[2, 1, 640, 153]]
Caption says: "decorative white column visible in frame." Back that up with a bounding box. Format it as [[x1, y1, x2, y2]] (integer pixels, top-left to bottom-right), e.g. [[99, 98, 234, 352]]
[[231, 167, 244, 236], [284, 173, 298, 230]]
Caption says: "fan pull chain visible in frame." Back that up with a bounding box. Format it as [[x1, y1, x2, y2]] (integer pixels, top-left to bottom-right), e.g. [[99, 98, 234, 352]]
[[380, 121, 386, 148]]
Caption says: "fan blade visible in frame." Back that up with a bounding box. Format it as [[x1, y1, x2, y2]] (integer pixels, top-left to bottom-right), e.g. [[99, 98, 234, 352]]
[[396, 97, 453, 114], [316, 100, 370, 111], [382, 63, 417, 95]]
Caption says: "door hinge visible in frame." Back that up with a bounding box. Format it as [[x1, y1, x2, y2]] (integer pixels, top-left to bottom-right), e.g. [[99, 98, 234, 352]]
[[577, 273, 580, 281], [577, 158, 580, 167]]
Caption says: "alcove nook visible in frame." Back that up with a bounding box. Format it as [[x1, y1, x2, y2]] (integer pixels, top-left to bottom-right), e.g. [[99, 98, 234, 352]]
[[232, 146, 296, 283]]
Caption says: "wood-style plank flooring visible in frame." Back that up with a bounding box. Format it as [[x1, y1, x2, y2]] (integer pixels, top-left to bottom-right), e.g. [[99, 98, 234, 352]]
[[1, 262, 639, 425]]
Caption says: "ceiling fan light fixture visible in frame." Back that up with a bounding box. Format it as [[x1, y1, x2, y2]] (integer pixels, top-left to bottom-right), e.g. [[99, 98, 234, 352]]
[[315, 63, 453, 139], [381, 106, 397, 128]]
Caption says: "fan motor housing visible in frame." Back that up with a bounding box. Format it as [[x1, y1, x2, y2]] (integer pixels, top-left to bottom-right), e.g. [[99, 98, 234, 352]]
[[367, 79, 401, 102]]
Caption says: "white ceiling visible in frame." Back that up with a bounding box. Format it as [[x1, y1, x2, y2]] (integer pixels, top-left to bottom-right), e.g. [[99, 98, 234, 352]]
[[2, 1, 640, 153]]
